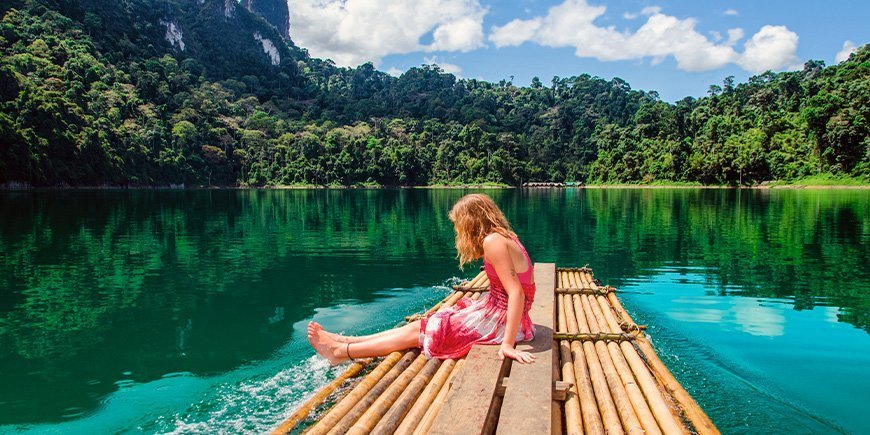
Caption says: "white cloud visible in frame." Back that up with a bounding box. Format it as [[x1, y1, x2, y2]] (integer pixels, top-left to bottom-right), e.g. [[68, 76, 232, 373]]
[[489, 18, 541, 48], [288, 0, 486, 67], [732, 299, 785, 337], [385, 67, 404, 77], [424, 56, 462, 75], [737, 25, 799, 73], [428, 17, 485, 52], [724, 9, 739, 16], [488, 0, 800, 73], [625, 6, 659, 20], [641, 6, 662, 15], [835, 40, 858, 63], [726, 28, 744, 46]]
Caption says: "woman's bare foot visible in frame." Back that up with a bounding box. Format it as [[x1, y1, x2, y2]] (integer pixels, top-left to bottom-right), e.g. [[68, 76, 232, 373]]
[[307, 322, 347, 365], [308, 321, 351, 343]]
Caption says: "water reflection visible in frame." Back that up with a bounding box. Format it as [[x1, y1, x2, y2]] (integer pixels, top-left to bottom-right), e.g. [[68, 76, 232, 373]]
[[623, 267, 870, 434], [0, 188, 867, 431]]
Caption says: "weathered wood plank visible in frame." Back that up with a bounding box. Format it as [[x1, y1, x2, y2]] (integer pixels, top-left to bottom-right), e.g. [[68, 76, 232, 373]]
[[429, 345, 506, 435], [496, 262, 556, 435]]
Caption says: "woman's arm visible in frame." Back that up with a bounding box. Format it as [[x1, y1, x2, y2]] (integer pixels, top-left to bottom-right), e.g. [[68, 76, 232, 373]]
[[483, 234, 536, 364]]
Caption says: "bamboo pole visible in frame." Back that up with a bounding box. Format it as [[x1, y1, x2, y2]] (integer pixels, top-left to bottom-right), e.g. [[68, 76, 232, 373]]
[[578, 292, 644, 435], [567, 272, 623, 435], [394, 359, 457, 435], [591, 296, 661, 435], [454, 272, 487, 291], [577, 291, 643, 435], [413, 359, 466, 435], [304, 352, 404, 435], [324, 351, 419, 434], [371, 358, 443, 434], [606, 293, 719, 435], [557, 293, 583, 435], [270, 359, 371, 434], [587, 292, 683, 435], [553, 272, 566, 435], [552, 338, 564, 435], [562, 272, 606, 435], [468, 271, 486, 288], [346, 354, 429, 434], [575, 270, 589, 290]]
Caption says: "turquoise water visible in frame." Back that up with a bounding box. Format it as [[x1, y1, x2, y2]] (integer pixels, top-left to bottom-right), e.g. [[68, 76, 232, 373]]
[[0, 189, 867, 434]]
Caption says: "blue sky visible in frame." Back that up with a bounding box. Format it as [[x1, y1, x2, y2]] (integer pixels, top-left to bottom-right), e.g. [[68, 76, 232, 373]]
[[286, 0, 868, 101]]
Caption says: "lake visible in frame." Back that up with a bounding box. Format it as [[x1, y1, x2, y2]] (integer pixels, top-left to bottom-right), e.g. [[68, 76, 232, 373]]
[[0, 188, 867, 434]]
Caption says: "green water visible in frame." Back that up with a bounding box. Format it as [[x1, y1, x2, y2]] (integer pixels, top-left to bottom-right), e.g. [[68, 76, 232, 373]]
[[0, 189, 867, 434]]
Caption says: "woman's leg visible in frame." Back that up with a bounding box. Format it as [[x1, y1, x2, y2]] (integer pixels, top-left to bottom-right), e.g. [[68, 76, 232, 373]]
[[344, 321, 420, 359], [308, 321, 415, 344], [308, 321, 421, 365]]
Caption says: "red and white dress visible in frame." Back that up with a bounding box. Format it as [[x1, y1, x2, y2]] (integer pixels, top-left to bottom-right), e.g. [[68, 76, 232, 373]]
[[419, 235, 536, 359]]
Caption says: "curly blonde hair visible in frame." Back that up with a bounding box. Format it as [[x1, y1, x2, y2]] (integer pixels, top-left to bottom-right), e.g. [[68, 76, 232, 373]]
[[449, 194, 516, 267]]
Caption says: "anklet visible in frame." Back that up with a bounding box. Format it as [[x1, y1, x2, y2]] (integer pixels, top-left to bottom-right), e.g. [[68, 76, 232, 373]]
[[346, 342, 356, 362]]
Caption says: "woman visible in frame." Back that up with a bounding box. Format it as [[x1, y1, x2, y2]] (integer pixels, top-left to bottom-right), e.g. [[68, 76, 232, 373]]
[[307, 193, 537, 364]]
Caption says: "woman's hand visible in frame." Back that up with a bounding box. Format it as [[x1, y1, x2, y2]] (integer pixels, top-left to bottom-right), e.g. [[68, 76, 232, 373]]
[[498, 344, 536, 364]]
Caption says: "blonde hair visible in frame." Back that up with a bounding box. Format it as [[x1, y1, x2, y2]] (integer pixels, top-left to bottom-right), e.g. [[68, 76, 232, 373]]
[[449, 194, 516, 267]]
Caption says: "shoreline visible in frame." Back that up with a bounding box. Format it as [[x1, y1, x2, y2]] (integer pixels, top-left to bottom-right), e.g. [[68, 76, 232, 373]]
[[2, 183, 868, 191], [579, 184, 870, 190]]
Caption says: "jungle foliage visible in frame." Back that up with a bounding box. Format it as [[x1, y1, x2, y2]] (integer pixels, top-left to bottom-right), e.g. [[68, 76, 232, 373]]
[[0, 0, 867, 186]]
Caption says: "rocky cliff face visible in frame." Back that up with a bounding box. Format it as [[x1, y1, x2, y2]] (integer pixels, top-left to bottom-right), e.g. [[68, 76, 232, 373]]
[[242, 0, 290, 38], [42, 0, 302, 79]]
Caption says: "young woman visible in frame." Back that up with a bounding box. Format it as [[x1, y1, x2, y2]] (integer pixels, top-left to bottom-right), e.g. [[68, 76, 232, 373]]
[[307, 193, 537, 364]]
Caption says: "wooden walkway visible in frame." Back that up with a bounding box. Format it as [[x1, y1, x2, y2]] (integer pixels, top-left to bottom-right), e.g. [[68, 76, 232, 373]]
[[272, 264, 719, 434]]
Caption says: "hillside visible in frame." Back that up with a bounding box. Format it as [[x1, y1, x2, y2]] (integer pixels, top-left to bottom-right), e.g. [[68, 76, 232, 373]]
[[0, 0, 867, 186]]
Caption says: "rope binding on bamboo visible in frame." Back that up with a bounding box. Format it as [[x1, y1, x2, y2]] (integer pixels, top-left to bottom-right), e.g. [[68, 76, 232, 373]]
[[619, 321, 646, 332], [552, 332, 640, 342], [555, 286, 615, 295], [555, 266, 592, 273]]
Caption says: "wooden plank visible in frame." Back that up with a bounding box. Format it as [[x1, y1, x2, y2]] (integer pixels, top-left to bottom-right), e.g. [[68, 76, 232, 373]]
[[496, 262, 556, 435], [496, 377, 572, 401], [429, 345, 506, 435]]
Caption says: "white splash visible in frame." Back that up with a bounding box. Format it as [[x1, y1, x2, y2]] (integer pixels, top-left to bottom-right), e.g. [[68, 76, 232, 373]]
[[254, 32, 281, 65], [162, 356, 337, 433], [160, 20, 185, 51]]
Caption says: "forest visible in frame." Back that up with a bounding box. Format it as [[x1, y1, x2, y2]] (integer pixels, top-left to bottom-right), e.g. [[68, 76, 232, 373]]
[[0, 0, 868, 187]]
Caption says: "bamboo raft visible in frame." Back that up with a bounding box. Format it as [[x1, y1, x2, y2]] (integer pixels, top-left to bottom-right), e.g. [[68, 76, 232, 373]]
[[272, 264, 719, 434]]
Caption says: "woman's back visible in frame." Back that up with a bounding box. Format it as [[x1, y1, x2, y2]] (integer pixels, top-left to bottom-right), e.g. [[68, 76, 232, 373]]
[[484, 234, 535, 293]]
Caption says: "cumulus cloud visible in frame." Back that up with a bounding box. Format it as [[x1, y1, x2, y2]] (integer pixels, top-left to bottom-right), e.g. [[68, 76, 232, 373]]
[[724, 9, 739, 16], [288, 0, 486, 67], [737, 25, 800, 73], [488, 0, 799, 73], [489, 18, 541, 47], [835, 40, 858, 63], [424, 56, 463, 75]]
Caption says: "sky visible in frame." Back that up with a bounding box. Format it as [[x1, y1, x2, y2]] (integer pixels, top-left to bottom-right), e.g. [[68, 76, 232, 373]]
[[285, 0, 869, 101]]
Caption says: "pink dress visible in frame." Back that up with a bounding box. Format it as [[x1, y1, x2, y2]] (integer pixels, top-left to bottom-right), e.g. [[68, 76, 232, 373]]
[[418, 235, 536, 359]]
